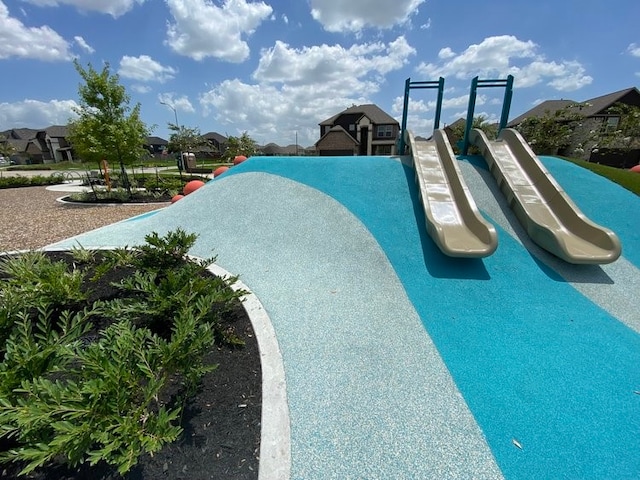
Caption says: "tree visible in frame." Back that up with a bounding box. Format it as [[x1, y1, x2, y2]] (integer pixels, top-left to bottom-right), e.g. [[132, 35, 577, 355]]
[[447, 116, 498, 154], [67, 60, 151, 194], [0, 135, 16, 162], [166, 123, 212, 155], [515, 105, 584, 155], [595, 103, 640, 150], [223, 132, 257, 161]]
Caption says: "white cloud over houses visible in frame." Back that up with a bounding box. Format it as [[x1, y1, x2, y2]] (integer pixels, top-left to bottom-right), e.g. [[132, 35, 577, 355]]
[[165, 0, 273, 62], [417, 35, 592, 92], [118, 55, 177, 83], [0, 1, 71, 61], [200, 36, 416, 145], [254, 36, 415, 84], [0, 99, 78, 129], [310, 0, 425, 33], [20, 0, 145, 17]]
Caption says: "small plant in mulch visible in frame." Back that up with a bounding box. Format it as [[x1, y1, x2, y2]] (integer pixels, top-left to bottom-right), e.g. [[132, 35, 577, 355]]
[[0, 229, 253, 477]]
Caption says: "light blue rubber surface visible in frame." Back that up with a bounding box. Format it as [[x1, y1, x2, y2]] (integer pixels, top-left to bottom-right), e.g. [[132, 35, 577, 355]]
[[50, 155, 640, 479]]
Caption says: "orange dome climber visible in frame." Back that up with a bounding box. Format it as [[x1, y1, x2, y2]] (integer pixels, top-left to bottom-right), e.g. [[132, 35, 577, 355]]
[[213, 166, 230, 177], [183, 180, 205, 195]]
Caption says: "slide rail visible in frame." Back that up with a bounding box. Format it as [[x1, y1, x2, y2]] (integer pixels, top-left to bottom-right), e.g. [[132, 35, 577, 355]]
[[406, 129, 497, 258], [470, 128, 621, 264]]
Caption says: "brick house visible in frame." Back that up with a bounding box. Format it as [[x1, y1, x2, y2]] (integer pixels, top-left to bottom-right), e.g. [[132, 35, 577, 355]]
[[316, 104, 399, 156]]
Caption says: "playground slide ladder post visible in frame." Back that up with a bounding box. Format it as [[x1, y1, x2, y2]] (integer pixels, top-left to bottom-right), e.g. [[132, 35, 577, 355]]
[[398, 77, 445, 154], [461, 75, 514, 155]]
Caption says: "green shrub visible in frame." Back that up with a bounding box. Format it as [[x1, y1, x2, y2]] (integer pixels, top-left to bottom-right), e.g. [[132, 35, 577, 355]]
[[0, 174, 64, 189], [0, 230, 246, 475]]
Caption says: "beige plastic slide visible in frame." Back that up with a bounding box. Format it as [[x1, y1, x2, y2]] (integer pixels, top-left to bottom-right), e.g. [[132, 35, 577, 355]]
[[469, 128, 621, 264], [407, 129, 498, 258]]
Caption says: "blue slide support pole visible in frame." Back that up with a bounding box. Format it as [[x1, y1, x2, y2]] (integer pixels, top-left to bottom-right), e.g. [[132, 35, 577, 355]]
[[462, 77, 478, 156], [499, 75, 514, 133], [398, 77, 411, 154], [434, 77, 444, 129]]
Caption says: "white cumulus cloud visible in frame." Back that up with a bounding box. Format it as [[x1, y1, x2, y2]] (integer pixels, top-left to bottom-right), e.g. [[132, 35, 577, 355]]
[[628, 43, 640, 57], [74, 35, 94, 54], [254, 36, 415, 84], [200, 36, 415, 146], [0, 1, 71, 61], [158, 93, 195, 115], [310, 0, 425, 33], [20, 0, 145, 18], [0, 99, 78, 129], [417, 35, 592, 92], [118, 55, 177, 83], [165, 0, 273, 62]]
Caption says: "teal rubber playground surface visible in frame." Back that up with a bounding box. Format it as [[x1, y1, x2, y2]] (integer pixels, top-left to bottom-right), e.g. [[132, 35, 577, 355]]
[[50, 155, 640, 479]]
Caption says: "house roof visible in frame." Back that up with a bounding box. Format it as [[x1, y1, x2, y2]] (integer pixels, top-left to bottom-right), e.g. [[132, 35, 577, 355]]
[[6, 128, 39, 140], [508, 87, 640, 126], [315, 125, 360, 147], [508, 100, 577, 126], [6, 139, 29, 152], [319, 104, 398, 126], [202, 132, 228, 143], [45, 125, 69, 138], [146, 136, 168, 145], [577, 87, 640, 116]]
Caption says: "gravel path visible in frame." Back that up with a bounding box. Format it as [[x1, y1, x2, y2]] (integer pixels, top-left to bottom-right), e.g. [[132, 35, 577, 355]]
[[0, 186, 167, 251]]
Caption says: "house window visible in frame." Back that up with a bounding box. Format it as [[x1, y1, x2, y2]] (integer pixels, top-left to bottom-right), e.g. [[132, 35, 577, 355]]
[[349, 124, 355, 132], [375, 145, 392, 155], [377, 125, 393, 138], [602, 116, 620, 133]]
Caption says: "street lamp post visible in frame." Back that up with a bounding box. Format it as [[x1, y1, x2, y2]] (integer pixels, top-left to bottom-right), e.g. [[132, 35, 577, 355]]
[[160, 101, 183, 178]]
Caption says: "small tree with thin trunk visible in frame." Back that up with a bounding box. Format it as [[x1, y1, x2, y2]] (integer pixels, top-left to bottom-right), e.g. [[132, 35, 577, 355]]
[[68, 60, 150, 195], [223, 132, 257, 161], [166, 124, 212, 156]]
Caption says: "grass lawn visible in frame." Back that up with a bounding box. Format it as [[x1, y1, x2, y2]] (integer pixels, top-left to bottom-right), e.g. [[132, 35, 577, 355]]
[[557, 156, 640, 196]]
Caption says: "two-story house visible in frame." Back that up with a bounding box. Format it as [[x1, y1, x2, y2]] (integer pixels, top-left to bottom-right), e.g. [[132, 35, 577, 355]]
[[316, 104, 399, 156]]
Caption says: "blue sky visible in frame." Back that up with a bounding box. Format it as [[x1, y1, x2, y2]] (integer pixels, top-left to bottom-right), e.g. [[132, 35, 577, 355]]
[[1, 0, 639, 147]]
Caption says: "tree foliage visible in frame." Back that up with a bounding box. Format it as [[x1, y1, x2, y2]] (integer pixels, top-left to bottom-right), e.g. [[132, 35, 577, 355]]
[[166, 123, 211, 154], [447, 116, 498, 154], [223, 132, 257, 161], [515, 104, 584, 155], [596, 104, 640, 150], [0, 136, 16, 161], [67, 61, 150, 184]]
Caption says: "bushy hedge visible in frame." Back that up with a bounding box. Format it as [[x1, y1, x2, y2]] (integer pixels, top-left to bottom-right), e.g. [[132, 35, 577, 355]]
[[0, 174, 65, 189]]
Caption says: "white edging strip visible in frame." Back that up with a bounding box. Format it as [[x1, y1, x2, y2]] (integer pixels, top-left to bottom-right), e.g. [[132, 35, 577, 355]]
[[207, 263, 292, 480]]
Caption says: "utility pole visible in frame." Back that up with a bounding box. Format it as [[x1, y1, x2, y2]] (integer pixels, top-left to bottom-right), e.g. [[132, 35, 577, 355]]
[[160, 101, 183, 178]]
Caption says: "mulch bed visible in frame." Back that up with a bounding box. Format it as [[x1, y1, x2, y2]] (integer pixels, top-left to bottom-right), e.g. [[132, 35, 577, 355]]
[[1, 252, 261, 480]]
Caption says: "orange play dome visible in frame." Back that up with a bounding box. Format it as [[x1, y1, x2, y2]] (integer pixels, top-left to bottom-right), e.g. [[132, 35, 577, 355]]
[[213, 166, 230, 177], [183, 180, 205, 195]]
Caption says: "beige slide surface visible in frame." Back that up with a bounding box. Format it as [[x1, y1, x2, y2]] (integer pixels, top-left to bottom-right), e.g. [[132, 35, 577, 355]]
[[408, 129, 497, 258], [470, 128, 621, 264]]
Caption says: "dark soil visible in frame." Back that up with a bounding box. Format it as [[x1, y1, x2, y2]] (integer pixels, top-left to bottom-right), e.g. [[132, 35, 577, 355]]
[[0, 252, 261, 480], [61, 194, 173, 204]]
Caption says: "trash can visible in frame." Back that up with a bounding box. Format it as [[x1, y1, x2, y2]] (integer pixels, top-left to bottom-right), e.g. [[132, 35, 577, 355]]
[[182, 152, 197, 171]]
